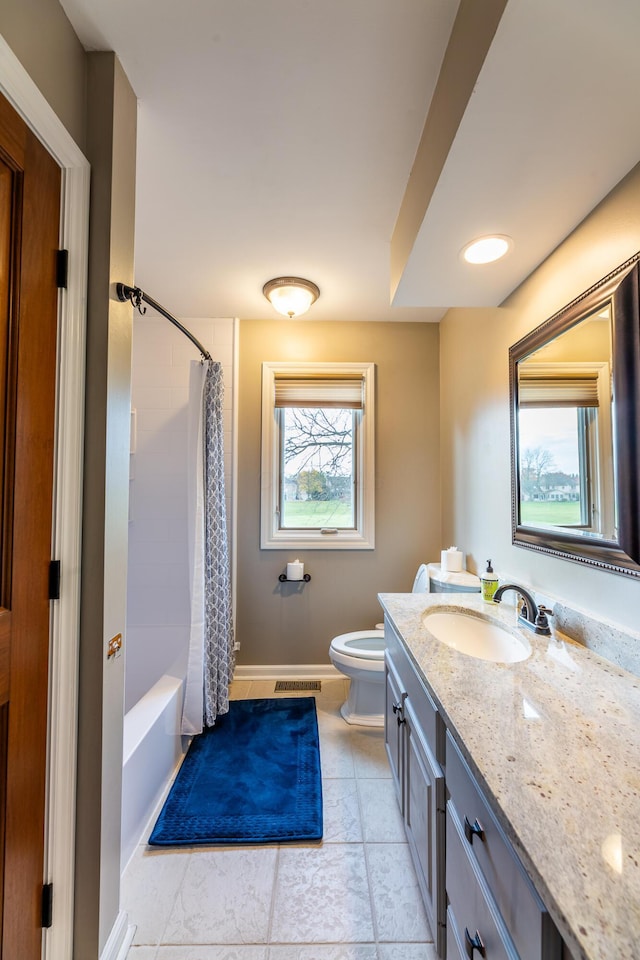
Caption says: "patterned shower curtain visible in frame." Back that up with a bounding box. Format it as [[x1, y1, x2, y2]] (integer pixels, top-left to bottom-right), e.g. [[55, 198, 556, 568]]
[[182, 359, 235, 734]]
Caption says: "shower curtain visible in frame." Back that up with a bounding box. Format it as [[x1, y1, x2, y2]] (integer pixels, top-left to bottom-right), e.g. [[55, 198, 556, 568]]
[[182, 359, 235, 734]]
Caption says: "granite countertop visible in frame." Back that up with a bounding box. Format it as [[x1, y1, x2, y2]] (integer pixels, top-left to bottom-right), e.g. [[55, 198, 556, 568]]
[[377, 592, 640, 960]]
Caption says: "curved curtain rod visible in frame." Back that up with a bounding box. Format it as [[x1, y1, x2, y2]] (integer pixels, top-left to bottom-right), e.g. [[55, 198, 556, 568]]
[[116, 283, 212, 361]]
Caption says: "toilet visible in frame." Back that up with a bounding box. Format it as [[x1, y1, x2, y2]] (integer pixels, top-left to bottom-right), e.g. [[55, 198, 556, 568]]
[[329, 563, 481, 726], [328, 629, 387, 726], [328, 564, 435, 727]]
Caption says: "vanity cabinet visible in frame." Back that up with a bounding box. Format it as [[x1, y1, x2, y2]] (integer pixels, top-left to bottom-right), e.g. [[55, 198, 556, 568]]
[[383, 617, 562, 960], [384, 626, 446, 956], [446, 731, 561, 960]]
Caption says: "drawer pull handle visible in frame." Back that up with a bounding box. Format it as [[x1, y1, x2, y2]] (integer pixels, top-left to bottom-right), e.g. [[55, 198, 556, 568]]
[[464, 815, 485, 845], [464, 927, 486, 958], [392, 701, 405, 725]]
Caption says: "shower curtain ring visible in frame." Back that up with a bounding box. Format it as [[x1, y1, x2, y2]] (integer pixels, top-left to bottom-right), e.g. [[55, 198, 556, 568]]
[[132, 287, 146, 315]]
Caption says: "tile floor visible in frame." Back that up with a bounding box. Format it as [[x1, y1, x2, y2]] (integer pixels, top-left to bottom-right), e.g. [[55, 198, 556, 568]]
[[123, 678, 437, 960]]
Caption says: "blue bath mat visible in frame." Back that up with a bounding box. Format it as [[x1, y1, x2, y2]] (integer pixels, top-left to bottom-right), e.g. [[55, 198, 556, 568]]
[[149, 697, 323, 845]]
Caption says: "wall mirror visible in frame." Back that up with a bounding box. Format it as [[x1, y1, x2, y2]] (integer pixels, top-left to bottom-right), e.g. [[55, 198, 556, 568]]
[[509, 252, 640, 577]]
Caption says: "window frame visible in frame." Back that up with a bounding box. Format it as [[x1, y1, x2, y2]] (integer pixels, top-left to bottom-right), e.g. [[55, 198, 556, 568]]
[[260, 361, 375, 550], [516, 360, 614, 538]]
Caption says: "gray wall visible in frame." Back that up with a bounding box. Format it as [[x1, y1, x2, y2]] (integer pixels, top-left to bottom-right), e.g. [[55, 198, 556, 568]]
[[76, 52, 136, 958], [440, 161, 640, 634], [0, 0, 86, 149], [237, 319, 441, 666]]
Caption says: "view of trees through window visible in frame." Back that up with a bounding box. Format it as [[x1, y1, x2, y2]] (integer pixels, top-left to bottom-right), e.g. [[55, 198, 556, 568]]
[[280, 407, 355, 528], [518, 407, 584, 526]]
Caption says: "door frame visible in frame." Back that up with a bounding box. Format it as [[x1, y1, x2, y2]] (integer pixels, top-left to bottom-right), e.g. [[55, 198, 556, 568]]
[[0, 35, 89, 960]]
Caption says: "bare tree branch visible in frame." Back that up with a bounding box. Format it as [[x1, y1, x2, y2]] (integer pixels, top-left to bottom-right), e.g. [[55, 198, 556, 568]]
[[283, 408, 353, 475]]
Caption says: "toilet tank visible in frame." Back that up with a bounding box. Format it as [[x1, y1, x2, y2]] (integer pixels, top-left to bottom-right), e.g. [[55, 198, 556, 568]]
[[427, 562, 481, 594]]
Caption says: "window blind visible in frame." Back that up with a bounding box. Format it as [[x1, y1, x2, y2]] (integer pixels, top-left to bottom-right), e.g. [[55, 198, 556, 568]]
[[274, 375, 364, 409], [518, 374, 599, 408]]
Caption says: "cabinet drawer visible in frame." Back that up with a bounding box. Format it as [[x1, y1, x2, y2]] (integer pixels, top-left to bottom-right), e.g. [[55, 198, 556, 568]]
[[446, 807, 517, 960], [446, 732, 560, 960]]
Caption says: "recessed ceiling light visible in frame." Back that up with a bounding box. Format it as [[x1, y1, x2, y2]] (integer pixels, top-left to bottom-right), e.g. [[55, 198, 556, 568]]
[[461, 235, 513, 265]]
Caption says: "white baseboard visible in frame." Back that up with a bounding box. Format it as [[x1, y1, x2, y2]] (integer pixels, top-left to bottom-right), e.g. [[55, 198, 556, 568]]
[[233, 663, 342, 681], [100, 912, 135, 960]]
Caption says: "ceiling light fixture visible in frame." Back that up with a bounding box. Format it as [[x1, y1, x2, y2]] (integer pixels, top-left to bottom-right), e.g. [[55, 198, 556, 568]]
[[263, 276, 320, 318], [462, 235, 513, 265]]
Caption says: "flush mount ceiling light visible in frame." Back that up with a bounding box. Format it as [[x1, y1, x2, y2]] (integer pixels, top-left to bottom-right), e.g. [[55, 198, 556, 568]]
[[461, 235, 513, 265], [263, 277, 320, 318]]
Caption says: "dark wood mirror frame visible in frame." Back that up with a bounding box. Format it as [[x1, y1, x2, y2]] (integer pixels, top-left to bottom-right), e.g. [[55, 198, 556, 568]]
[[509, 251, 640, 578]]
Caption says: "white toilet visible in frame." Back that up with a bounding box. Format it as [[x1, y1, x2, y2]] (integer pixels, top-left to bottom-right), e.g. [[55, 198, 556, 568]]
[[329, 563, 481, 726], [328, 629, 387, 726], [328, 564, 433, 727]]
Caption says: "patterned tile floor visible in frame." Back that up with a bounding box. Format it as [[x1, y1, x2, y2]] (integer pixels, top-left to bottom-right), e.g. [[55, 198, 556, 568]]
[[123, 678, 437, 960]]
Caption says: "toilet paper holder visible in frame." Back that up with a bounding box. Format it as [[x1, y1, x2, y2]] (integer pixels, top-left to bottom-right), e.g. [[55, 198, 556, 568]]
[[279, 572, 311, 582]]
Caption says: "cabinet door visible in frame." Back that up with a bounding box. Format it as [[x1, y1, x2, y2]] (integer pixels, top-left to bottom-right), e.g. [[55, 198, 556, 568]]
[[404, 697, 445, 955], [384, 656, 405, 810]]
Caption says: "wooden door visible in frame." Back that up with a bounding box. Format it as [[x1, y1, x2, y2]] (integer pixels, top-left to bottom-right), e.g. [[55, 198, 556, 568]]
[[0, 92, 61, 960]]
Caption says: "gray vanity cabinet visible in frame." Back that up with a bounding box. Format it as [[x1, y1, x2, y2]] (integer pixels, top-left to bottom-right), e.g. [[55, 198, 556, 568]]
[[446, 805, 517, 960], [384, 627, 446, 956], [446, 732, 561, 960], [383, 616, 563, 960]]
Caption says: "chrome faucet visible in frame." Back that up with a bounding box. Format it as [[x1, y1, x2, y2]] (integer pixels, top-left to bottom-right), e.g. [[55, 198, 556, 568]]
[[492, 583, 552, 636]]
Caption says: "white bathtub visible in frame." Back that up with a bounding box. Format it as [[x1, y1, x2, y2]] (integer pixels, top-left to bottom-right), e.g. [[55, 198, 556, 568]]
[[121, 674, 185, 871]]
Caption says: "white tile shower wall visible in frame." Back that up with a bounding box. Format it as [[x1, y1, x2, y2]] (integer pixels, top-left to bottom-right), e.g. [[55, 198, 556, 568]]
[[125, 317, 236, 712]]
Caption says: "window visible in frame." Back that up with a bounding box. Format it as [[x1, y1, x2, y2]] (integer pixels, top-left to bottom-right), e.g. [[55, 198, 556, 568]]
[[517, 362, 615, 538], [261, 362, 375, 549]]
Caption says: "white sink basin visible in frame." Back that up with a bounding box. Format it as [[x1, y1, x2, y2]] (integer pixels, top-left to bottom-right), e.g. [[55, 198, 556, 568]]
[[423, 610, 531, 663]]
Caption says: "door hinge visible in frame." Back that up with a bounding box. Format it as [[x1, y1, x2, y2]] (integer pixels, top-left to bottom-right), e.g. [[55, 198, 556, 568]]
[[49, 560, 61, 600], [41, 882, 53, 928], [56, 249, 68, 289]]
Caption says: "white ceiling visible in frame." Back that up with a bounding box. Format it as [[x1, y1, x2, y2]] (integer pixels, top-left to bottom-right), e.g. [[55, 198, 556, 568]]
[[60, 0, 640, 323]]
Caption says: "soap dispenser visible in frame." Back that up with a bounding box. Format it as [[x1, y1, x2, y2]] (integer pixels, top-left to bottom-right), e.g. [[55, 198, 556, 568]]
[[481, 559, 499, 602]]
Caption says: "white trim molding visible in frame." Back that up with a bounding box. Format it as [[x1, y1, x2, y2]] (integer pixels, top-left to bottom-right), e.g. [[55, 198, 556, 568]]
[[233, 663, 342, 681], [99, 913, 134, 960], [260, 361, 376, 550], [0, 34, 89, 960]]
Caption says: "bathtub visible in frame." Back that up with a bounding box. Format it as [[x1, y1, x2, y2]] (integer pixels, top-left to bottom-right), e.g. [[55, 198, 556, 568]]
[[121, 674, 185, 871]]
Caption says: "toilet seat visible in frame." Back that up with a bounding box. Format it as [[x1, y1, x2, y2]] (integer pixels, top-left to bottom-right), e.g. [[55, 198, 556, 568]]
[[412, 563, 429, 593], [329, 630, 385, 660]]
